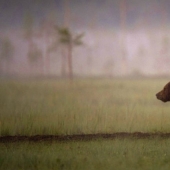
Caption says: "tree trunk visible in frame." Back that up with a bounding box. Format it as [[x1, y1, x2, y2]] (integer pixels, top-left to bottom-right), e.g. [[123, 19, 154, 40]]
[[68, 43, 73, 81], [61, 48, 67, 78], [120, 0, 128, 75], [44, 35, 50, 76], [28, 38, 34, 75], [5, 60, 8, 76], [45, 49, 50, 76]]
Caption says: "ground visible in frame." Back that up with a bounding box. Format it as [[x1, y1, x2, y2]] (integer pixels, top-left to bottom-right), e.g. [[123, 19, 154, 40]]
[[0, 77, 170, 169]]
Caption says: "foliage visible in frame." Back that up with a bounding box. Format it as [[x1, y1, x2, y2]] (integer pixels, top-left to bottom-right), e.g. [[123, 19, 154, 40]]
[[73, 33, 84, 45], [54, 26, 85, 79], [55, 26, 84, 46], [57, 27, 72, 44]]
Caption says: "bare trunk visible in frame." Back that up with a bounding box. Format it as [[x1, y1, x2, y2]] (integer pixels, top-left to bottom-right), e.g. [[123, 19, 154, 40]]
[[5, 60, 9, 75], [61, 48, 67, 77], [44, 35, 50, 76], [44, 49, 50, 76], [68, 43, 73, 81], [120, 0, 128, 75], [28, 38, 34, 75]]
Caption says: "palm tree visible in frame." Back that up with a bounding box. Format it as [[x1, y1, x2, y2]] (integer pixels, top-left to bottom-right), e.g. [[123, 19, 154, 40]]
[[55, 26, 84, 80], [0, 37, 14, 75], [23, 13, 34, 58], [27, 44, 42, 74], [40, 17, 56, 75], [120, 0, 128, 75]]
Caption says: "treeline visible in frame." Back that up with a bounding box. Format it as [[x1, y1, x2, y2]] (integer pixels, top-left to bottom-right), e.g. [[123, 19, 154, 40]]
[[0, 12, 85, 80]]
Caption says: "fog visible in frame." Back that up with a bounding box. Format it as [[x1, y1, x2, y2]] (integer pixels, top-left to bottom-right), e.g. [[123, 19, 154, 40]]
[[1, 0, 170, 78]]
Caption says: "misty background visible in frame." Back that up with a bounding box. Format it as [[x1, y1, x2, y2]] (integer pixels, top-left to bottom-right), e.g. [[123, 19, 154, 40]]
[[1, 0, 170, 78]]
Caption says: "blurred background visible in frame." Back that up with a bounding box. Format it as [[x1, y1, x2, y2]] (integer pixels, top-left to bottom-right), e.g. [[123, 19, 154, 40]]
[[1, 0, 170, 78]]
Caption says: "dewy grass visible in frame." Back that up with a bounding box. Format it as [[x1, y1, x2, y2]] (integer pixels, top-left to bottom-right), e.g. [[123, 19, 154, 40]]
[[1, 138, 170, 170], [0, 78, 170, 136]]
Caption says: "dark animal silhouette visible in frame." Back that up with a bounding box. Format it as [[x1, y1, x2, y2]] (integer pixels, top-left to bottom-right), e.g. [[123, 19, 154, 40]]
[[156, 82, 170, 102]]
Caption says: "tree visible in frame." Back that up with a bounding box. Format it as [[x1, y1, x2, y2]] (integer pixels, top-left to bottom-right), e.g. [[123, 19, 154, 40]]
[[120, 0, 128, 75], [28, 44, 42, 75], [28, 44, 42, 65], [23, 12, 46, 76], [0, 37, 14, 75], [23, 12, 34, 53], [55, 26, 84, 80], [40, 17, 56, 75]]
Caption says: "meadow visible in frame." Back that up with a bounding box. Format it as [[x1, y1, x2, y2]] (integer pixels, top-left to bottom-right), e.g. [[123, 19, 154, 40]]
[[0, 77, 170, 135], [1, 77, 170, 169], [1, 138, 170, 170]]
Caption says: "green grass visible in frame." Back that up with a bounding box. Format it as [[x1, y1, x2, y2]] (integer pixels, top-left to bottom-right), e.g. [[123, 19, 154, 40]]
[[1, 138, 170, 170], [0, 78, 170, 135], [1, 78, 170, 170]]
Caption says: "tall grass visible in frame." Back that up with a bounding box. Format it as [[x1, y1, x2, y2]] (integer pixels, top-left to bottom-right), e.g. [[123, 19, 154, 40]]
[[0, 78, 170, 136]]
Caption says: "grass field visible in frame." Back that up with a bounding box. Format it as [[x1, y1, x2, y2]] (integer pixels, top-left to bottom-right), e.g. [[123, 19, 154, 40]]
[[1, 138, 170, 170], [0, 78, 170, 135], [1, 77, 170, 169]]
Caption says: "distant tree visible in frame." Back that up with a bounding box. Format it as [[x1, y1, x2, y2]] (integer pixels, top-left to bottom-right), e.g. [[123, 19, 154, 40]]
[[23, 13, 46, 75], [120, 0, 128, 75], [0, 37, 15, 74], [55, 26, 84, 80], [40, 17, 56, 75], [104, 58, 114, 77], [28, 44, 42, 64], [23, 12, 34, 52], [27, 44, 42, 74], [23, 13, 41, 73]]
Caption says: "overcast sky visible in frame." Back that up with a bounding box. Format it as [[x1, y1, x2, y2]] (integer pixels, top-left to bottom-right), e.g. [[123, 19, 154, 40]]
[[1, 0, 170, 31], [1, 0, 170, 76]]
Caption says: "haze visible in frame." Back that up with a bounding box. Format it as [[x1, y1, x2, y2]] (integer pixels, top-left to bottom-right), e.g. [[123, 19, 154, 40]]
[[1, 0, 170, 78]]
